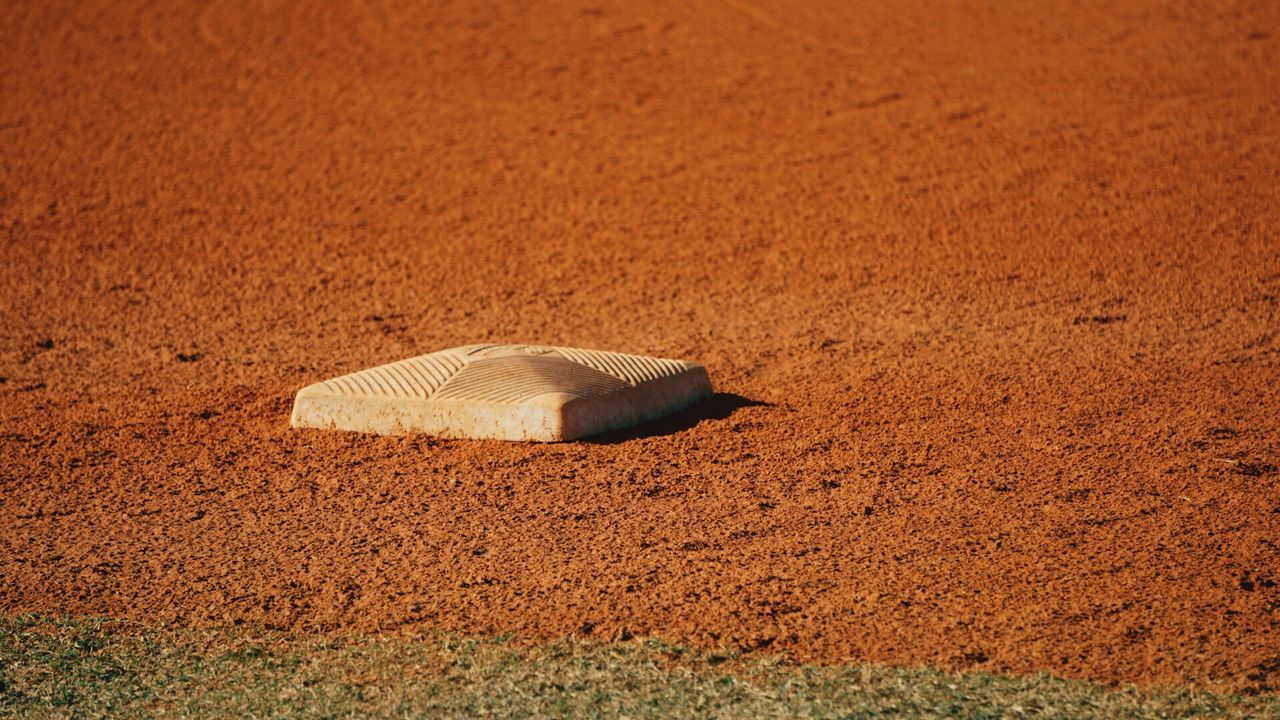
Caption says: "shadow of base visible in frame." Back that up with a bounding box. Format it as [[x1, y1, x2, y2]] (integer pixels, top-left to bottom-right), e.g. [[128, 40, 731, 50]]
[[583, 392, 770, 444]]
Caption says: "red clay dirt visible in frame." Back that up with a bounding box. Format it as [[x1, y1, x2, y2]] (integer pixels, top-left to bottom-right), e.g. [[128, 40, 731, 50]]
[[2, 0, 1279, 692]]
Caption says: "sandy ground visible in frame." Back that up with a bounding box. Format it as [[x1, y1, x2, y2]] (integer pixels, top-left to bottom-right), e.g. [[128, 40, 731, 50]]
[[2, 0, 1279, 692]]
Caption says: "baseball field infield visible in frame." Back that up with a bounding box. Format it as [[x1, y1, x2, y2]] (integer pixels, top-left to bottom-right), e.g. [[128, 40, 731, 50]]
[[2, 0, 1277, 715]]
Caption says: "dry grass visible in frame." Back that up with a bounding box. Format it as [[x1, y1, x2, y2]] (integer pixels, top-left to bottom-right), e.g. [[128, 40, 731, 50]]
[[0, 615, 1273, 719]]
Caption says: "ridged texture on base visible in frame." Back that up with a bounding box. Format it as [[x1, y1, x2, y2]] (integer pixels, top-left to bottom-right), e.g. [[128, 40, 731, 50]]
[[304, 344, 697, 405]]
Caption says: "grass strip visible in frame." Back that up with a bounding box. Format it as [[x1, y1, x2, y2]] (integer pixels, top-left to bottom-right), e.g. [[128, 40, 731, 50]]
[[0, 614, 1273, 719]]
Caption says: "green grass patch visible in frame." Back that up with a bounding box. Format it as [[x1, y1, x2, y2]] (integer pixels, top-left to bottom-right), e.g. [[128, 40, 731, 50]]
[[0, 614, 1272, 718]]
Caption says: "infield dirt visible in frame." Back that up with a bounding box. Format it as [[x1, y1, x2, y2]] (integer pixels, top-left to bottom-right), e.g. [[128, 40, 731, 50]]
[[2, 0, 1278, 693]]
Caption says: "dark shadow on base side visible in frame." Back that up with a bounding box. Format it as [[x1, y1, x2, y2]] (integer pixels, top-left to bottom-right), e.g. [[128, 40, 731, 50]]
[[582, 392, 770, 444]]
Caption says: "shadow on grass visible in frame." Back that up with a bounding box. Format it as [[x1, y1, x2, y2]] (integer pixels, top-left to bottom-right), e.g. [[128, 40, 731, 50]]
[[584, 392, 769, 444]]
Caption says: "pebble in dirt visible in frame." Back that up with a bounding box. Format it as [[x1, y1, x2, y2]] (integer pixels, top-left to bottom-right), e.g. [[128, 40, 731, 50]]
[[291, 344, 712, 441]]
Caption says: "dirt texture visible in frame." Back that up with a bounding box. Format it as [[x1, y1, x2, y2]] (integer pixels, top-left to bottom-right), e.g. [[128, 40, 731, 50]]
[[2, 0, 1279, 692]]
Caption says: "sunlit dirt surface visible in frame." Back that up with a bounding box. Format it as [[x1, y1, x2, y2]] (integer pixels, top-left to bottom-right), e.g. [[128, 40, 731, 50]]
[[2, 0, 1278, 691]]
